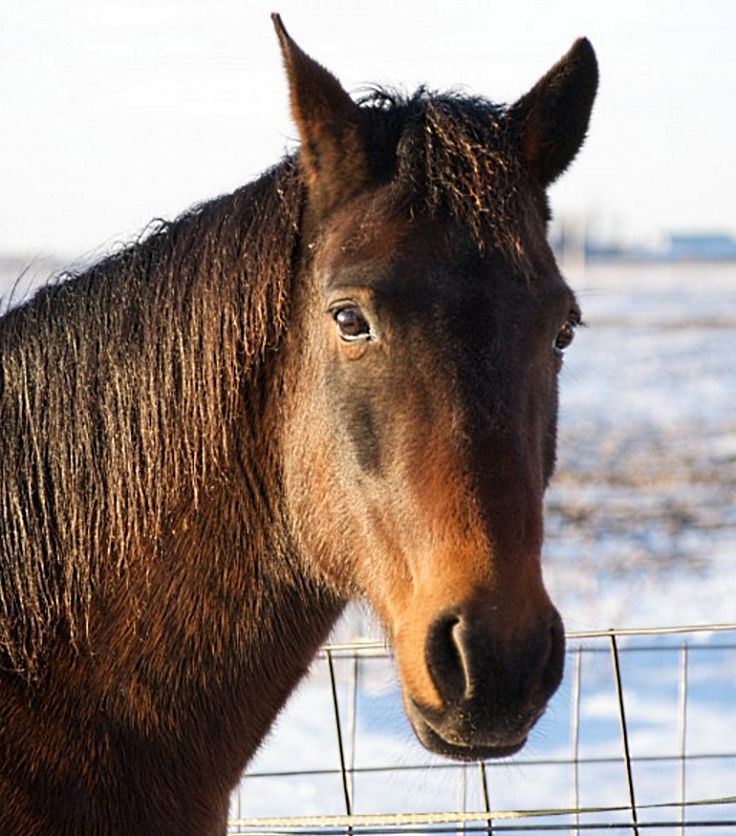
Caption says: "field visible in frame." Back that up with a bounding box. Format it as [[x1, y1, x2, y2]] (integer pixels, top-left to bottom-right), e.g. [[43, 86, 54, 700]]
[[547, 261, 736, 629]]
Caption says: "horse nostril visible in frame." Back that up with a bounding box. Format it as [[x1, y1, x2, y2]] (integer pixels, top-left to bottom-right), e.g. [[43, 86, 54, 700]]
[[417, 607, 565, 754], [426, 611, 469, 703], [425, 608, 565, 718]]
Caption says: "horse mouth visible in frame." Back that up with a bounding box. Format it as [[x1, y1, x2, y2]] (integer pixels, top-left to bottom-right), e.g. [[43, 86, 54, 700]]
[[407, 704, 529, 762]]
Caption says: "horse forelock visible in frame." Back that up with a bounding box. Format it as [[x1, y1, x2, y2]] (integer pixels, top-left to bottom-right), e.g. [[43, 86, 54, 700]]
[[0, 160, 305, 673], [359, 88, 546, 275]]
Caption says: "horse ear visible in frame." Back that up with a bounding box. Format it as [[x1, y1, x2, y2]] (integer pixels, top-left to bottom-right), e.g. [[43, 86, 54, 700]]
[[272, 14, 372, 214], [508, 38, 598, 188]]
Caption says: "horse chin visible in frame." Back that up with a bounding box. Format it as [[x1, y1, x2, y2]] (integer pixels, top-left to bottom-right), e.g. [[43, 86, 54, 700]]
[[405, 702, 528, 762]]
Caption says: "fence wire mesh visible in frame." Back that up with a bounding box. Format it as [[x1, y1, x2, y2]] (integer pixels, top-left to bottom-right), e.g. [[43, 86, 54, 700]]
[[228, 624, 736, 835]]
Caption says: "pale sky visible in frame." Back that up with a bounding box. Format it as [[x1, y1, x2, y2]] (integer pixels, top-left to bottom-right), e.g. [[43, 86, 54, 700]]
[[2, 0, 735, 261]]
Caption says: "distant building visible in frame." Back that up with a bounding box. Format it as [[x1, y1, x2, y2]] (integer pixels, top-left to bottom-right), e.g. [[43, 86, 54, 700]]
[[665, 233, 736, 261], [554, 231, 736, 264]]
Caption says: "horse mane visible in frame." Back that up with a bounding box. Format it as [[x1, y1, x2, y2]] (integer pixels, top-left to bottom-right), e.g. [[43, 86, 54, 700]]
[[0, 160, 304, 671], [0, 88, 537, 673]]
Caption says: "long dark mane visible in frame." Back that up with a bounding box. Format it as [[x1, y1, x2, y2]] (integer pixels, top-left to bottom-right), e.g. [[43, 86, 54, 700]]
[[0, 161, 305, 671], [0, 90, 535, 673]]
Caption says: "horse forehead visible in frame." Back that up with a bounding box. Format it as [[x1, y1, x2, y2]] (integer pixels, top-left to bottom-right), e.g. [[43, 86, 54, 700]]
[[317, 218, 569, 310], [318, 213, 469, 286], [316, 209, 417, 276]]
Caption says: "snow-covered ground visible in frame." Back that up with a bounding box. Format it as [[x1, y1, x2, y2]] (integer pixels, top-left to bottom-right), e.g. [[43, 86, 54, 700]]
[[546, 261, 736, 630]]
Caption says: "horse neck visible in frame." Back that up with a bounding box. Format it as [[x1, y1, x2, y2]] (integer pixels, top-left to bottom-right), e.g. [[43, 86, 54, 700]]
[[86, 446, 344, 747], [0, 364, 345, 835]]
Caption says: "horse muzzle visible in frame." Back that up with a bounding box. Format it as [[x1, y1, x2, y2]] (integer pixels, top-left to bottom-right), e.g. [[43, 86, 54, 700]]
[[404, 605, 565, 761]]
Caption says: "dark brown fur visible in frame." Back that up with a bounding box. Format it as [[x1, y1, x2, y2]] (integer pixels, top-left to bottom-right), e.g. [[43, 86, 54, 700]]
[[0, 16, 597, 835]]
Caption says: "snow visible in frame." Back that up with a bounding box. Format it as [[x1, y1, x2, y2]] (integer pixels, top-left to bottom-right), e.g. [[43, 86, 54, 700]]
[[545, 261, 736, 631]]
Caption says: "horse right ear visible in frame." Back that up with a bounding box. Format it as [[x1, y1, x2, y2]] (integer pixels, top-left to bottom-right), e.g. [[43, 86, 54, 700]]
[[508, 38, 598, 188], [272, 14, 372, 215]]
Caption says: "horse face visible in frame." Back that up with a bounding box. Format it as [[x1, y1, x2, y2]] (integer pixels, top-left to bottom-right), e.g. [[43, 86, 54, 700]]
[[283, 205, 576, 759], [274, 16, 596, 760]]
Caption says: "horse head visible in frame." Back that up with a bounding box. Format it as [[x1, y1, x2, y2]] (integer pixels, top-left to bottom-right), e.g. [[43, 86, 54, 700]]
[[274, 15, 597, 761]]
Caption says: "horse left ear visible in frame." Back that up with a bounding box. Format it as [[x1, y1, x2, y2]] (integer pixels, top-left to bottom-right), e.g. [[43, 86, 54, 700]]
[[508, 38, 598, 188], [272, 14, 372, 215]]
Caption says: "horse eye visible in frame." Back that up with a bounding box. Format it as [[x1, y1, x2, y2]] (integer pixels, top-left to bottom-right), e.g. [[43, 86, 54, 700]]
[[334, 306, 372, 341], [554, 316, 579, 355]]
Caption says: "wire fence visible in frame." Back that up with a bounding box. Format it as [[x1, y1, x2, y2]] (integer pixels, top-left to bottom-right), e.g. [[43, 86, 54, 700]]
[[228, 624, 736, 835]]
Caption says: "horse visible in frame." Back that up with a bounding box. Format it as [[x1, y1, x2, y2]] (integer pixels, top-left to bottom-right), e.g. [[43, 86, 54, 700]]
[[0, 15, 597, 836]]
